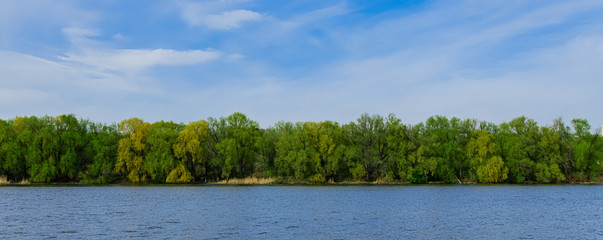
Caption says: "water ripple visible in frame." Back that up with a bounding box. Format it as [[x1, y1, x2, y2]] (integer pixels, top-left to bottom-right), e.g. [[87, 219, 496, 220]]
[[0, 185, 601, 239]]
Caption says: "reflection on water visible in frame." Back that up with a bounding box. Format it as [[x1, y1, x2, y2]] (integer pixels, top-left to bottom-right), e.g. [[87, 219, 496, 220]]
[[1, 185, 601, 239]]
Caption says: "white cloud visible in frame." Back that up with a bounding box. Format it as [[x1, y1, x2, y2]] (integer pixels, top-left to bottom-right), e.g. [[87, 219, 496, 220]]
[[0, 49, 151, 93], [277, 3, 349, 32], [0, 26, 224, 122], [62, 27, 100, 38], [205, 9, 262, 30], [179, 1, 263, 30], [0, 49, 144, 121], [57, 27, 222, 73], [187, 1, 603, 127], [60, 48, 221, 73], [300, 33, 603, 125], [4, 0, 603, 129]]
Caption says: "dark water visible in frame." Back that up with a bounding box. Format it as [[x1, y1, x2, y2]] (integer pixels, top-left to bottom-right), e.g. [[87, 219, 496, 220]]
[[0, 185, 601, 239]]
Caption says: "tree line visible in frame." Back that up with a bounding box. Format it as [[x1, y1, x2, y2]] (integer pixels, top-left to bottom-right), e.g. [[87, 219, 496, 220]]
[[0, 113, 601, 184]]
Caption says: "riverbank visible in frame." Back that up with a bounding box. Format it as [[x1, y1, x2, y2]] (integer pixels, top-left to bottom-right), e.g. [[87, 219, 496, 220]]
[[0, 176, 29, 185], [2, 176, 602, 186], [209, 178, 603, 185]]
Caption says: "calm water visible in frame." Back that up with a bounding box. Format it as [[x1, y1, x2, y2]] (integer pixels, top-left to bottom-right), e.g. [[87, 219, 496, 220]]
[[0, 185, 601, 239]]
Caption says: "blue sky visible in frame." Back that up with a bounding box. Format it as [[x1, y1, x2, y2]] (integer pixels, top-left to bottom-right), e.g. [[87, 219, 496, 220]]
[[1, 0, 603, 128]]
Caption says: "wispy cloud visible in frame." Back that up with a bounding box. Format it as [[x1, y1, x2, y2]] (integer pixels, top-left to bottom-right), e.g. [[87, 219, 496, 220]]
[[59, 27, 221, 73], [277, 3, 350, 31], [60, 48, 221, 73], [179, 0, 263, 30], [205, 9, 262, 30], [0, 24, 224, 122], [188, 0, 603, 126], [0, 49, 139, 120]]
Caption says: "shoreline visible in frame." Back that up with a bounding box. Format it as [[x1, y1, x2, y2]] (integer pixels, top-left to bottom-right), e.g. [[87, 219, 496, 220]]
[[2, 181, 602, 187], [3, 175, 602, 186]]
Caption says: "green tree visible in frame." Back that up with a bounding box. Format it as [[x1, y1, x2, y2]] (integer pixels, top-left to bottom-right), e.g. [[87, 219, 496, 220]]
[[589, 132, 603, 180], [384, 114, 406, 181], [255, 127, 278, 177], [56, 114, 88, 181], [80, 123, 119, 184], [5, 113, 603, 184], [494, 116, 539, 183], [273, 121, 347, 182], [571, 119, 592, 174], [208, 113, 260, 180], [286, 122, 328, 182], [397, 122, 437, 183], [17, 116, 60, 183], [422, 116, 475, 183], [534, 126, 565, 183], [569, 119, 602, 180], [0, 119, 25, 181], [347, 113, 387, 181], [552, 118, 573, 176], [320, 121, 349, 181], [273, 121, 300, 178], [145, 121, 183, 183]]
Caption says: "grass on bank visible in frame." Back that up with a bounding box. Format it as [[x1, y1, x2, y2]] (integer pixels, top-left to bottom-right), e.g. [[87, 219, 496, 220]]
[[215, 177, 278, 184], [207, 176, 602, 185], [213, 176, 396, 185], [0, 176, 8, 185], [0, 176, 30, 185], [213, 176, 416, 185], [2, 174, 601, 185]]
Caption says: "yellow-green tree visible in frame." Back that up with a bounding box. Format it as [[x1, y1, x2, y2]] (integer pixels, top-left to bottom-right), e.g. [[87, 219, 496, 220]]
[[171, 120, 209, 183], [166, 164, 192, 183], [467, 130, 508, 183], [114, 118, 150, 183]]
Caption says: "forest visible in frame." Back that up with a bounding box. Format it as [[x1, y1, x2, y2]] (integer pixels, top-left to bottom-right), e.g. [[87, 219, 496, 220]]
[[0, 113, 601, 184]]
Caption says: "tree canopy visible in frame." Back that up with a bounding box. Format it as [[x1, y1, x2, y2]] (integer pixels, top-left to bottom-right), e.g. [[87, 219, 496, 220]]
[[0, 113, 601, 184]]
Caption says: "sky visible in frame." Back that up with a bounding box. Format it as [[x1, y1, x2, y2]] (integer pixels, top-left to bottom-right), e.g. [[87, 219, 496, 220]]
[[1, 0, 603, 129]]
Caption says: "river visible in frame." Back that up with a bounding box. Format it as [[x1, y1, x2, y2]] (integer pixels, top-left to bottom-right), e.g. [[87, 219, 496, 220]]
[[1, 185, 601, 239]]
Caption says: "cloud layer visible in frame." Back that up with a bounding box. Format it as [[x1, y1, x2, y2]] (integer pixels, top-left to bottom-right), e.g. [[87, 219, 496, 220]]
[[1, 0, 602, 129], [60, 48, 220, 73]]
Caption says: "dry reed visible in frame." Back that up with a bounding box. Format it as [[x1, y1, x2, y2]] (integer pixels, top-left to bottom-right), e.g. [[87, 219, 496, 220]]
[[373, 178, 391, 184], [216, 177, 277, 184], [0, 176, 9, 185]]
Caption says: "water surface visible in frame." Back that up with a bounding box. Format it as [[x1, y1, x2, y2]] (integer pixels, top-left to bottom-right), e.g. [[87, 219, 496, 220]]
[[1, 185, 601, 239]]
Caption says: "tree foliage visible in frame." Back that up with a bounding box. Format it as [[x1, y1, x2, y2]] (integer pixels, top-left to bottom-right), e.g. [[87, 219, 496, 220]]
[[0, 113, 601, 184], [115, 118, 150, 183], [467, 130, 508, 183]]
